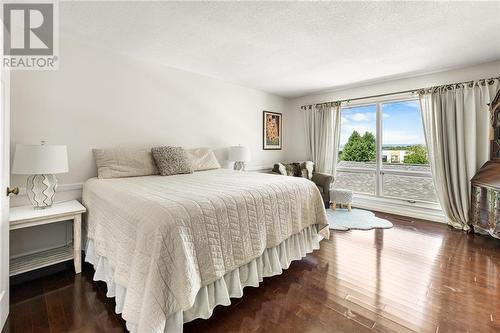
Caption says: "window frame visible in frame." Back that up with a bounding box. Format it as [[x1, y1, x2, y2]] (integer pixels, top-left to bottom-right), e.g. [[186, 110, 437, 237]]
[[337, 94, 435, 204]]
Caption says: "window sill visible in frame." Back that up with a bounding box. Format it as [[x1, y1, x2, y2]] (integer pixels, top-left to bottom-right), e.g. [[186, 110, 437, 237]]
[[352, 194, 446, 224]]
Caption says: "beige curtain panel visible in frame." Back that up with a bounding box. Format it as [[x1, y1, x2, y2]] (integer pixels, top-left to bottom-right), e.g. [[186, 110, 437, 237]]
[[419, 78, 500, 230], [303, 103, 341, 175]]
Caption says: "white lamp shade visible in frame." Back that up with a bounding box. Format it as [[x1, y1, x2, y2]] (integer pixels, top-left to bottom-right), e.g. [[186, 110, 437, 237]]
[[229, 146, 251, 162], [12, 144, 68, 175]]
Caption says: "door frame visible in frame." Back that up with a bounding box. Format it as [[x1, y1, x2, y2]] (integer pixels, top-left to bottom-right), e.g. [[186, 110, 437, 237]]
[[0, 68, 10, 330]]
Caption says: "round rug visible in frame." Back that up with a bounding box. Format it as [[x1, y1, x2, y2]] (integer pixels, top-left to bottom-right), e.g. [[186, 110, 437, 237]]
[[326, 208, 393, 231]]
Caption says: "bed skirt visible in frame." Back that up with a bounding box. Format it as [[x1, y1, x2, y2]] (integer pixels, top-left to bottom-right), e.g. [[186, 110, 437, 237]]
[[84, 224, 322, 333]]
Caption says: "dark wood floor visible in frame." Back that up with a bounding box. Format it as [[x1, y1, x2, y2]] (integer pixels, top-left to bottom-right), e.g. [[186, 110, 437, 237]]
[[3, 211, 500, 333]]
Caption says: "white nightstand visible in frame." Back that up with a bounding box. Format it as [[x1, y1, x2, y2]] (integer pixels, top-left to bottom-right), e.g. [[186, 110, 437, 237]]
[[9, 200, 86, 276]]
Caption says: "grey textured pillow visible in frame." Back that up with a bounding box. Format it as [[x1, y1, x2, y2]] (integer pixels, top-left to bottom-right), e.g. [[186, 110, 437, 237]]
[[151, 146, 193, 176], [93, 148, 159, 179]]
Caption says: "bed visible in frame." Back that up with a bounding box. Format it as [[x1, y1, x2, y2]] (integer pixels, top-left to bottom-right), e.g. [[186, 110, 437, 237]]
[[82, 168, 328, 333]]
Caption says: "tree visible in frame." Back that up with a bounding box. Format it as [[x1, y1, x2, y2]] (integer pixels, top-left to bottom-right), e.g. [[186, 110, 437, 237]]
[[340, 131, 376, 162], [403, 145, 429, 164]]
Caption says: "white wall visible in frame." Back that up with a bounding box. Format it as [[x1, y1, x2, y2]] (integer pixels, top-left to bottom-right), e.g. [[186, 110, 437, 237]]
[[9, 38, 287, 256], [11, 38, 287, 198], [9, 40, 499, 256], [285, 61, 500, 161]]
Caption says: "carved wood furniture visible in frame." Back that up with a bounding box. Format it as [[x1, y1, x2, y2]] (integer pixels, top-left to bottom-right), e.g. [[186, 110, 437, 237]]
[[470, 90, 500, 238]]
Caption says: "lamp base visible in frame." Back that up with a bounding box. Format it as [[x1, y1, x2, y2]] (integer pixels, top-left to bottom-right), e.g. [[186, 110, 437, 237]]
[[233, 161, 246, 171], [26, 174, 58, 209]]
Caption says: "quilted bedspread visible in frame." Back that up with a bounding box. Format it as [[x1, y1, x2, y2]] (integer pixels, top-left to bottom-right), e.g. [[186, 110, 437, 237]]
[[82, 169, 328, 332]]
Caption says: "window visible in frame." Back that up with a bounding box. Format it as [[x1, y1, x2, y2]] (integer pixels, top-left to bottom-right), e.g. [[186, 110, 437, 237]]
[[336, 105, 376, 195], [336, 98, 437, 203]]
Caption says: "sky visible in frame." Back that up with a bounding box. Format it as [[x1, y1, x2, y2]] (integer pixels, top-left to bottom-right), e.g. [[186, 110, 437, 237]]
[[340, 100, 426, 147]]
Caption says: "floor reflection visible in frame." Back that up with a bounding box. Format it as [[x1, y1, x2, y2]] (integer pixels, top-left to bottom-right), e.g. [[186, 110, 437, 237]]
[[5, 213, 500, 333], [328, 218, 446, 332]]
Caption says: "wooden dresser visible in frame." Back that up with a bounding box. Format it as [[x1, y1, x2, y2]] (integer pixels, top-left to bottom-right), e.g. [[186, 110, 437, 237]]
[[470, 90, 500, 237]]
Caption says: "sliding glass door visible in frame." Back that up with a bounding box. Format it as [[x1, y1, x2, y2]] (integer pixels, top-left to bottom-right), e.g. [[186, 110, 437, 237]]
[[335, 104, 377, 195], [380, 100, 437, 202], [335, 97, 437, 203]]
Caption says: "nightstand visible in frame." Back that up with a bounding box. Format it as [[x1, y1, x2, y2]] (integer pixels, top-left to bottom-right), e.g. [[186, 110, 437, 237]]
[[9, 200, 86, 276]]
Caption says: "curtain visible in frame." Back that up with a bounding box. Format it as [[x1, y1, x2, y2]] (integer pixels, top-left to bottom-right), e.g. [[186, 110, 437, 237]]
[[419, 78, 500, 230], [303, 103, 341, 174]]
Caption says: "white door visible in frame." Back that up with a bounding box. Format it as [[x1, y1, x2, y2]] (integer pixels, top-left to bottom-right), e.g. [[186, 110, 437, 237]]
[[0, 68, 10, 329]]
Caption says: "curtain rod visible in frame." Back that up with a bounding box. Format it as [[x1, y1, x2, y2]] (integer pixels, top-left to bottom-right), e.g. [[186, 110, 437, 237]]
[[300, 75, 500, 110]]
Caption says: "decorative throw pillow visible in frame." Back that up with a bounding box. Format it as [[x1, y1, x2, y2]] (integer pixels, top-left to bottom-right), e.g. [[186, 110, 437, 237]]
[[278, 163, 287, 176], [285, 163, 302, 177], [272, 163, 288, 175], [151, 146, 193, 176], [185, 148, 221, 171], [301, 161, 314, 179], [93, 148, 159, 179]]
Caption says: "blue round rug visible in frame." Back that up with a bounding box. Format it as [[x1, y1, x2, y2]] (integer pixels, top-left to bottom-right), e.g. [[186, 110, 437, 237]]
[[326, 208, 393, 231]]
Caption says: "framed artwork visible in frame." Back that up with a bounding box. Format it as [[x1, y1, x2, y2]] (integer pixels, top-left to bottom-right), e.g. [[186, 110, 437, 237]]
[[263, 111, 282, 150]]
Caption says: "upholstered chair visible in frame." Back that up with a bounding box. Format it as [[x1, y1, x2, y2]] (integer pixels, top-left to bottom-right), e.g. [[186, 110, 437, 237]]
[[271, 162, 333, 208]]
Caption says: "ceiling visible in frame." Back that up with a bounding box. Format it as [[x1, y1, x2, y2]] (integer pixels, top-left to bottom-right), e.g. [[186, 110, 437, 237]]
[[60, 1, 500, 98]]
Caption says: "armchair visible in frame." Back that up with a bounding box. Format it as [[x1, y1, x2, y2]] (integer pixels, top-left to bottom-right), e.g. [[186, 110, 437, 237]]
[[311, 172, 334, 208], [271, 162, 333, 208]]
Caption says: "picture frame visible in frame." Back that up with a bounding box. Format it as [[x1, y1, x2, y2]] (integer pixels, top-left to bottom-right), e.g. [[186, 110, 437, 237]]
[[263, 111, 282, 150]]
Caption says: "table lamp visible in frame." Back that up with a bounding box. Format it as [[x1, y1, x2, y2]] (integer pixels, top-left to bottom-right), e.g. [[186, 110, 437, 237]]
[[229, 145, 251, 171], [12, 142, 68, 208]]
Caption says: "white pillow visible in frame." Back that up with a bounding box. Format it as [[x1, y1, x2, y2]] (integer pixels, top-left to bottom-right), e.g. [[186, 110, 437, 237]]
[[93, 148, 159, 179], [186, 148, 221, 171]]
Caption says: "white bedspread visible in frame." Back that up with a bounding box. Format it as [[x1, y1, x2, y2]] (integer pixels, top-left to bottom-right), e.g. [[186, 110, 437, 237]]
[[82, 169, 328, 332]]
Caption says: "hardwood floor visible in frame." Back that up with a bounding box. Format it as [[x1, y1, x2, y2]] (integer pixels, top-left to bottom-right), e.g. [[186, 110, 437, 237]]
[[3, 211, 500, 333]]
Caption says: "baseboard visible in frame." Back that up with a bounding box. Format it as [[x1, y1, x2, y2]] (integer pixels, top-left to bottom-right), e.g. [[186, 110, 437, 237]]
[[352, 194, 446, 223], [0, 290, 8, 330]]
